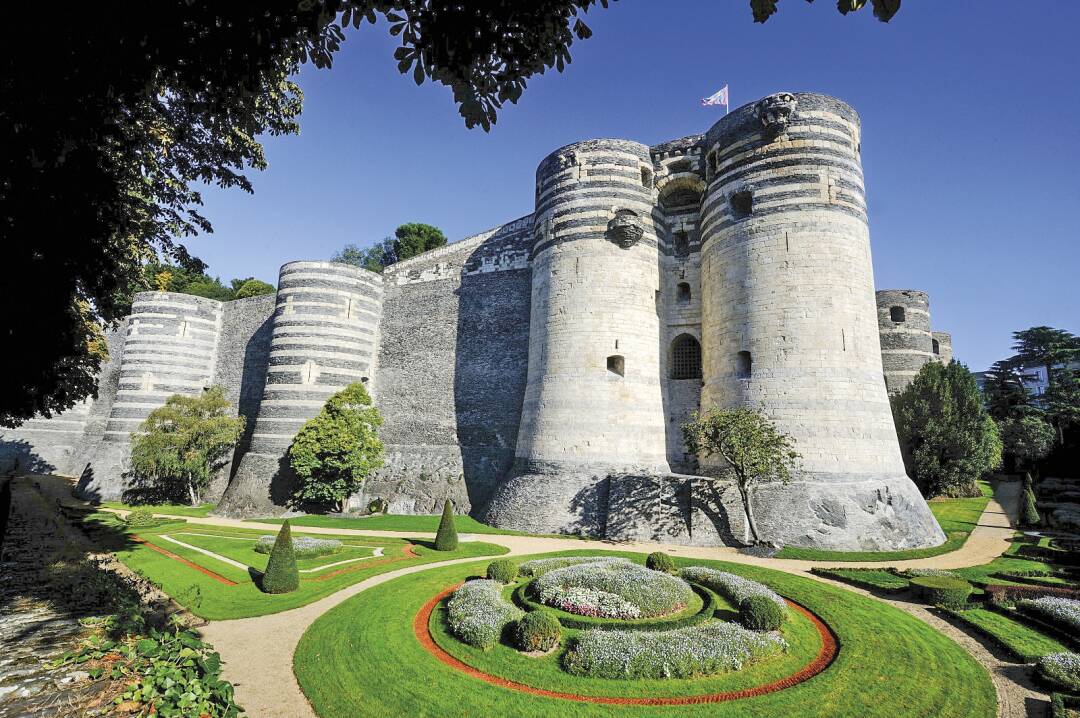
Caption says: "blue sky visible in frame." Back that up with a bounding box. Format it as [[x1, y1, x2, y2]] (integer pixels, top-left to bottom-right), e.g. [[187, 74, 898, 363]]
[[194, 1, 1079, 372]]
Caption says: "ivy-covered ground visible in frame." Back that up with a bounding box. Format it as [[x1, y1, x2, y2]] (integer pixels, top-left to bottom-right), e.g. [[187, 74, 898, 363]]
[[84, 512, 506, 620], [294, 550, 997, 718]]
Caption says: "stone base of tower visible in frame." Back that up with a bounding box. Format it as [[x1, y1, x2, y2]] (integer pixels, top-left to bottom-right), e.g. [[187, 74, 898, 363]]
[[215, 452, 295, 517], [75, 441, 131, 502], [484, 464, 945, 551]]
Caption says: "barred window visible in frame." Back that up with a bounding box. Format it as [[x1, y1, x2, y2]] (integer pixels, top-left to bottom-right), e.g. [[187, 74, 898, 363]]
[[671, 334, 701, 380]]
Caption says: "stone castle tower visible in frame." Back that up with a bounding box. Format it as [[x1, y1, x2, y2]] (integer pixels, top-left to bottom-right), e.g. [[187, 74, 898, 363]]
[[1, 92, 951, 551]]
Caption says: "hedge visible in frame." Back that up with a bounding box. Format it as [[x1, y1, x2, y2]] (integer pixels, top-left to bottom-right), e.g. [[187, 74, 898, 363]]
[[486, 559, 518, 584], [910, 576, 972, 609], [514, 610, 561, 653], [740, 595, 785, 631]]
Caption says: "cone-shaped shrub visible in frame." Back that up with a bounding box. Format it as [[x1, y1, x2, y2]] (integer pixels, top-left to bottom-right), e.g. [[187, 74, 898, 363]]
[[261, 520, 299, 594], [1021, 486, 1041, 527], [434, 499, 458, 551]]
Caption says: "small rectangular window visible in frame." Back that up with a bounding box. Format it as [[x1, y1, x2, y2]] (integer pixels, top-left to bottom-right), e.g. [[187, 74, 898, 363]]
[[890, 306, 905, 323], [607, 355, 625, 377], [730, 191, 753, 219], [736, 351, 752, 379]]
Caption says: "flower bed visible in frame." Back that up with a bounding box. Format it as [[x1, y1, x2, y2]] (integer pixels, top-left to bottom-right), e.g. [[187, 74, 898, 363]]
[[1018, 597, 1080, 636], [446, 579, 524, 650], [1037, 652, 1080, 692], [562, 619, 787, 679], [254, 535, 343, 559], [987, 583, 1080, 605], [534, 561, 693, 619], [681, 566, 788, 615], [513, 581, 717, 631], [519, 556, 627, 578]]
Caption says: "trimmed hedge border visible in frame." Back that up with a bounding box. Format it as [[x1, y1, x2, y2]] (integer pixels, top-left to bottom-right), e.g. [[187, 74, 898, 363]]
[[987, 584, 1080, 605], [511, 581, 720, 632], [910, 576, 973, 609], [1051, 691, 1080, 718], [418, 583, 841, 705]]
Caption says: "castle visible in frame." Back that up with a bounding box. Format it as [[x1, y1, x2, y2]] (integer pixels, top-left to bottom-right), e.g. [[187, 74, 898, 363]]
[[1, 93, 955, 550]]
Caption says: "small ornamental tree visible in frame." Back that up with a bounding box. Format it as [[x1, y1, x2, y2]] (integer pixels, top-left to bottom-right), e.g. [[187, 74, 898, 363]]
[[1021, 484, 1041, 527], [288, 382, 384, 512], [892, 361, 1002, 498], [261, 520, 299, 594], [434, 498, 458, 551], [129, 386, 244, 505], [682, 407, 800, 544]]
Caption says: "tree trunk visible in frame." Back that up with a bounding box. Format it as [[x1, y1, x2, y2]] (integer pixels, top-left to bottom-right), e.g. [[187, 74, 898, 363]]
[[739, 485, 760, 544], [187, 480, 198, 507]]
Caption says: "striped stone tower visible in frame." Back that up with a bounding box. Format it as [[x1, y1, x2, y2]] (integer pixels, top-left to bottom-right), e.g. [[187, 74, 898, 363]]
[[484, 139, 670, 534], [218, 261, 383, 514], [932, 331, 953, 365], [80, 292, 223, 499], [696, 93, 944, 550], [876, 289, 935, 393]]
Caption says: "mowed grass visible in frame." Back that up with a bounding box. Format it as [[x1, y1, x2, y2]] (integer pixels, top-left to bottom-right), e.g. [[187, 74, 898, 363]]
[[294, 550, 997, 718], [169, 530, 380, 572], [100, 501, 216, 518], [95, 515, 507, 620], [248, 513, 537, 536], [947, 607, 1069, 662], [776, 480, 994, 562]]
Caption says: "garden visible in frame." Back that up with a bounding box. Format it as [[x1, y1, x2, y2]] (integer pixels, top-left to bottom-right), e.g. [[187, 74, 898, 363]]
[[294, 550, 998, 717]]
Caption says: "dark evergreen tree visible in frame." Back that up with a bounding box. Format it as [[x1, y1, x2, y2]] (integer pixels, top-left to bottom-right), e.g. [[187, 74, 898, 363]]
[[262, 520, 300, 594], [434, 499, 458, 551]]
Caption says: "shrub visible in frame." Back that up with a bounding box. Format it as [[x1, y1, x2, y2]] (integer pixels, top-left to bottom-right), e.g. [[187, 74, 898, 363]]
[[1018, 596, 1080, 634], [367, 498, 388, 514], [126, 508, 159, 526], [261, 520, 299, 594], [1022, 486, 1041, 527], [910, 575, 972, 608], [519, 556, 626, 577], [1037, 652, 1080, 692], [486, 559, 518, 584], [534, 560, 693, 619], [446, 579, 523, 650], [680, 566, 788, 615], [563, 620, 787, 679], [740, 595, 785, 631], [254, 535, 342, 559], [514, 610, 561, 653], [434, 498, 458, 551], [646, 551, 675, 574]]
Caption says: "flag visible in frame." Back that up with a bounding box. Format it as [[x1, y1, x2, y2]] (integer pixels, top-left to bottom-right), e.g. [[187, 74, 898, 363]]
[[701, 85, 729, 110]]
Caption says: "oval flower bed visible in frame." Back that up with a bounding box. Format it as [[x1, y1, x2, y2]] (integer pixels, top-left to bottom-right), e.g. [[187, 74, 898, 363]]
[[534, 560, 693, 619], [254, 535, 343, 559], [681, 566, 788, 617], [1017, 596, 1080, 635], [563, 620, 788, 679]]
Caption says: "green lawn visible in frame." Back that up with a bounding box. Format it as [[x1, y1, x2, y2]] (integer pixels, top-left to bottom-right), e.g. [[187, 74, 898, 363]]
[[248, 512, 544, 536], [86, 512, 507, 620], [811, 568, 911, 592], [947, 607, 1069, 662], [776, 480, 994, 562], [100, 501, 216, 518], [295, 550, 997, 718]]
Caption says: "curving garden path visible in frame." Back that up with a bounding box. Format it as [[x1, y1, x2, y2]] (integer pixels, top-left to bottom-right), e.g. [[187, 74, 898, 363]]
[[116, 480, 1046, 718]]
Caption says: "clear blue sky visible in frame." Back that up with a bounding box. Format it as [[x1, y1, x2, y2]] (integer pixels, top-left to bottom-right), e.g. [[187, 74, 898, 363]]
[[194, 1, 1079, 372]]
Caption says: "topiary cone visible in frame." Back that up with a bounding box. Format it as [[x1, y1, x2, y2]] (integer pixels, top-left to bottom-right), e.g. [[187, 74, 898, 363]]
[[434, 498, 458, 551], [262, 520, 299, 593]]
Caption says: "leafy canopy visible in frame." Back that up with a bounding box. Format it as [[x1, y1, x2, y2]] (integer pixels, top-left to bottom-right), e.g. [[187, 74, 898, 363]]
[[233, 279, 276, 300], [682, 407, 800, 542], [128, 387, 245, 505], [891, 362, 1001, 498], [288, 382, 384, 511], [998, 415, 1055, 471], [333, 223, 447, 273]]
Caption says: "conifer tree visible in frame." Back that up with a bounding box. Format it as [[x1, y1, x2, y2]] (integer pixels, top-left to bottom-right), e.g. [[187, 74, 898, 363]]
[[434, 499, 458, 551], [262, 520, 299, 594]]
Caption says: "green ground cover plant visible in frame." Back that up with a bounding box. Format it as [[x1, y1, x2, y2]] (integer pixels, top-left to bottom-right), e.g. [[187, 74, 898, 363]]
[[946, 607, 1069, 662], [776, 480, 994, 561], [294, 550, 997, 717], [103, 501, 216, 518], [171, 531, 375, 572], [811, 568, 911, 592]]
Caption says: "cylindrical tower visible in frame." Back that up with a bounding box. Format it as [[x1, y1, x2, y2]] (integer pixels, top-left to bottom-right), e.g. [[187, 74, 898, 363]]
[[697, 92, 944, 550], [932, 331, 953, 365], [80, 292, 223, 499], [219, 261, 383, 514], [876, 289, 934, 393], [484, 139, 669, 534]]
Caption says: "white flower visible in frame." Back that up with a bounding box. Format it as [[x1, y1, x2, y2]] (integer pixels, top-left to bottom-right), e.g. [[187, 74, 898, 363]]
[[680, 566, 788, 614], [533, 561, 693, 618], [1018, 596, 1080, 634], [446, 579, 524, 650]]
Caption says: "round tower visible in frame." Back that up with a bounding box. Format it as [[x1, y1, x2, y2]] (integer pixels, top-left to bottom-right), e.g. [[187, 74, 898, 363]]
[[932, 331, 953, 365], [484, 139, 669, 534], [697, 92, 944, 550], [219, 261, 383, 514], [876, 289, 934, 393], [81, 291, 223, 499]]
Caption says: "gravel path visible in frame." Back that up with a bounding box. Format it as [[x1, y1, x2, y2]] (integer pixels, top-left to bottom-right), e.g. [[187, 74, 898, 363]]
[[117, 480, 1046, 717]]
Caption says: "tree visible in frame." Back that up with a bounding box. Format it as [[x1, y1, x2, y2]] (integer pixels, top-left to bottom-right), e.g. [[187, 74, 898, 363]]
[[998, 415, 1055, 475], [333, 223, 448, 273], [982, 359, 1035, 422], [753, 0, 901, 23], [233, 279, 276, 300], [434, 498, 459, 551], [128, 387, 245, 505], [288, 383, 384, 512], [682, 407, 800, 544], [1044, 368, 1080, 444], [1, 2, 615, 427], [891, 362, 1002, 498], [1011, 327, 1080, 382], [261, 520, 300, 594]]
